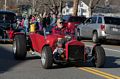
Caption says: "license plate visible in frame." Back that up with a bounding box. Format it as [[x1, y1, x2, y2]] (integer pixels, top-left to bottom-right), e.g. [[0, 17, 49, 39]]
[[112, 28, 118, 32]]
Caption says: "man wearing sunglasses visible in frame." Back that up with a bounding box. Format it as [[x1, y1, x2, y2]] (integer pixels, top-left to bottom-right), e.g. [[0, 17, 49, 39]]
[[52, 18, 74, 36]]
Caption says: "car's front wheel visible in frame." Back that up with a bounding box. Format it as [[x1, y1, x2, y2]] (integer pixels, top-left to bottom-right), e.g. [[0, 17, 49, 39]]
[[13, 35, 26, 60], [92, 46, 105, 68], [41, 46, 53, 69]]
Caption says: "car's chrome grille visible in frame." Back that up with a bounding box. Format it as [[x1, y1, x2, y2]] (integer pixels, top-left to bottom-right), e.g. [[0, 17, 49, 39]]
[[68, 45, 84, 61]]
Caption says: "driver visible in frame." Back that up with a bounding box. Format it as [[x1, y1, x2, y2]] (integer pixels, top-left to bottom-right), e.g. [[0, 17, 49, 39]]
[[52, 18, 74, 36]]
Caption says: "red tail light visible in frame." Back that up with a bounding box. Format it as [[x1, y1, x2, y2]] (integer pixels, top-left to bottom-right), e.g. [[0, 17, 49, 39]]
[[100, 25, 105, 31]]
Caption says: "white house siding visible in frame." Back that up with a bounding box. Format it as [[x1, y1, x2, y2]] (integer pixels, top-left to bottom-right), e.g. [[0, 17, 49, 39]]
[[62, 1, 90, 17], [77, 1, 89, 17]]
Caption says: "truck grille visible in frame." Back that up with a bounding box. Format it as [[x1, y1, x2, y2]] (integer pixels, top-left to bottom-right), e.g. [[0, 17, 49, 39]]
[[68, 45, 84, 61]]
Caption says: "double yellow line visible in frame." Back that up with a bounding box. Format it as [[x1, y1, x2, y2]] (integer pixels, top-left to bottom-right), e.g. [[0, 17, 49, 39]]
[[79, 67, 120, 79]]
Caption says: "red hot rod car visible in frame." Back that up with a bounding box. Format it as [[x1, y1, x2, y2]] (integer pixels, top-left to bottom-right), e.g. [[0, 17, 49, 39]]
[[13, 29, 105, 69], [0, 10, 24, 43]]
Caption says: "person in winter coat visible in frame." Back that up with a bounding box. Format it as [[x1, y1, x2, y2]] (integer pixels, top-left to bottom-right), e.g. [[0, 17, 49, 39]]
[[52, 18, 74, 36], [24, 16, 29, 32]]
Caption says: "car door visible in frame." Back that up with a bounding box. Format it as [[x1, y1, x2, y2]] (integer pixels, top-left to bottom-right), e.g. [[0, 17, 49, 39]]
[[80, 18, 93, 38], [87, 17, 98, 38], [29, 33, 39, 51]]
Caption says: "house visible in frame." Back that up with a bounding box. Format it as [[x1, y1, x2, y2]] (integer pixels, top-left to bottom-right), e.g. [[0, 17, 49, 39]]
[[77, 1, 89, 17], [62, 1, 74, 16], [62, 0, 120, 17], [62, 0, 90, 17]]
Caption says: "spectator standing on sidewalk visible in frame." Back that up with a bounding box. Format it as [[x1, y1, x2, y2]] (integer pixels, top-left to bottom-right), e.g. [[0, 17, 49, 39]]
[[50, 14, 57, 27], [20, 17, 24, 29], [29, 15, 36, 32], [42, 13, 50, 32], [24, 16, 29, 32]]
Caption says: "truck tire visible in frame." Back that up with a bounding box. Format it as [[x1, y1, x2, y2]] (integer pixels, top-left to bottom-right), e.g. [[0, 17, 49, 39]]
[[92, 46, 105, 68], [13, 35, 26, 60], [41, 46, 53, 69], [92, 32, 99, 43]]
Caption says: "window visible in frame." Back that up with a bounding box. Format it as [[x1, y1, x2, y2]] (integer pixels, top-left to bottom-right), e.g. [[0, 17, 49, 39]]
[[98, 17, 102, 23], [80, 3, 83, 7], [0, 13, 16, 23], [81, 9, 86, 13], [104, 17, 120, 25], [69, 16, 86, 23], [91, 17, 97, 23], [85, 18, 92, 24], [66, 9, 69, 12]]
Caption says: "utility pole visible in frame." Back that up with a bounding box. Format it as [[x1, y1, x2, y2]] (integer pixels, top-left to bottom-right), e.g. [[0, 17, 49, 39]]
[[5, 0, 7, 10], [32, 0, 35, 14], [59, 0, 62, 15], [88, 0, 94, 17], [73, 0, 79, 16], [16, 0, 18, 5]]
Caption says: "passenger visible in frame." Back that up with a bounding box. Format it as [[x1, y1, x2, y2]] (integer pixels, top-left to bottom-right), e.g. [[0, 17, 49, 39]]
[[52, 18, 74, 36]]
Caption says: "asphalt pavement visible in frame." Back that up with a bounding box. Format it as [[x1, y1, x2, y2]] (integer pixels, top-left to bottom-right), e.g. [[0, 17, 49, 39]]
[[0, 41, 120, 79]]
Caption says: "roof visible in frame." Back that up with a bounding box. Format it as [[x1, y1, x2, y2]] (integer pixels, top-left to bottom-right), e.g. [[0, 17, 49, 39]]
[[0, 10, 16, 15], [67, 0, 120, 7]]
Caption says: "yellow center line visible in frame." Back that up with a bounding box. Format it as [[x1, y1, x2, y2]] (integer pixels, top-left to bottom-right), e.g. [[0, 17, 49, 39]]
[[84, 67, 120, 79], [79, 67, 120, 79], [80, 68, 113, 79]]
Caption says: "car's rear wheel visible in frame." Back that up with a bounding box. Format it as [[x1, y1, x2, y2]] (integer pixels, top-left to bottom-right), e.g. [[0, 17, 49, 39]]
[[92, 46, 105, 68], [41, 46, 53, 69], [13, 35, 26, 60], [92, 32, 99, 43]]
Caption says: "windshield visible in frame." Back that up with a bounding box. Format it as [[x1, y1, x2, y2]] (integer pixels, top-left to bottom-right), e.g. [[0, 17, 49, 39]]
[[104, 17, 120, 25], [0, 13, 16, 23], [63, 16, 86, 23], [69, 17, 86, 23]]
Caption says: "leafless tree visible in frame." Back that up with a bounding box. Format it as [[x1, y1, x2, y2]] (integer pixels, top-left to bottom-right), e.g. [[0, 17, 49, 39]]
[[88, 0, 102, 16], [72, 0, 79, 16], [0, 0, 67, 15]]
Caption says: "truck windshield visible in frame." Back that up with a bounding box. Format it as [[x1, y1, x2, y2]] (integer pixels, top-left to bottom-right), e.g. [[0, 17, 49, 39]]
[[0, 13, 16, 23]]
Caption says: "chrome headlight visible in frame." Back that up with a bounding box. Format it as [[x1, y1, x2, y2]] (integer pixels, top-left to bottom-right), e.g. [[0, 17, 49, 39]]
[[85, 47, 91, 54], [57, 38, 65, 47], [65, 35, 72, 41]]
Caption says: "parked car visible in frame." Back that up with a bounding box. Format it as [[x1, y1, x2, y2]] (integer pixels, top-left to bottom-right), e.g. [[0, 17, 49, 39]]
[[0, 10, 24, 42], [13, 29, 105, 69], [63, 15, 86, 32], [75, 15, 120, 43]]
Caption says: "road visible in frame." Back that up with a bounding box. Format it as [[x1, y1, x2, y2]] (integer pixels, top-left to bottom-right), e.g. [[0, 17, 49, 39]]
[[0, 41, 120, 79]]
